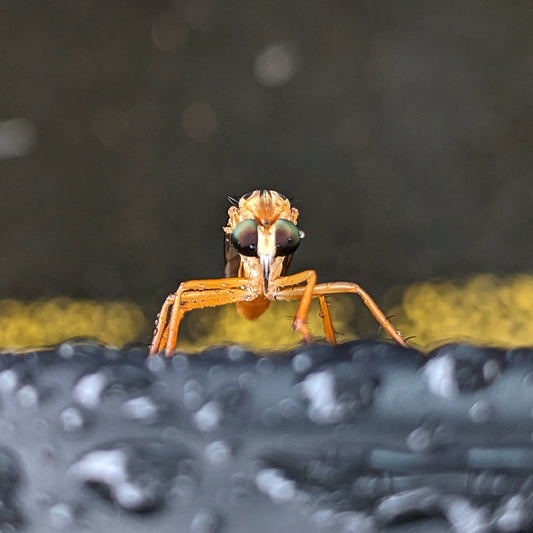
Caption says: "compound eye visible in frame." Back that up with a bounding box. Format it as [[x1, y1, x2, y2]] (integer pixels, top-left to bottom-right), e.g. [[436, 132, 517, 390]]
[[231, 220, 258, 256], [275, 219, 301, 256]]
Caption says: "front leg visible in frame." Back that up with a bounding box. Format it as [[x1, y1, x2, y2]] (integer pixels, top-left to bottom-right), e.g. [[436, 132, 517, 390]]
[[150, 278, 252, 356], [150, 294, 175, 355], [272, 270, 318, 343]]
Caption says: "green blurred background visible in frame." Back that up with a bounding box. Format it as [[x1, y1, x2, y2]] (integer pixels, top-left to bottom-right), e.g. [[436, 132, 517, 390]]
[[1, 1, 532, 349]]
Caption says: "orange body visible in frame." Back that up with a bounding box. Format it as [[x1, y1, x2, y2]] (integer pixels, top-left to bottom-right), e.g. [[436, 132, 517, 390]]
[[237, 296, 271, 320], [150, 190, 408, 356]]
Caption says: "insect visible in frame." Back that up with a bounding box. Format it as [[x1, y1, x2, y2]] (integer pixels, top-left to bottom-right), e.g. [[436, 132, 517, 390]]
[[150, 190, 408, 356]]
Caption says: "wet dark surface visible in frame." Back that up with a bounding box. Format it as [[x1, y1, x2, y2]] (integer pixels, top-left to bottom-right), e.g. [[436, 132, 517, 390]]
[[1, 340, 533, 532]]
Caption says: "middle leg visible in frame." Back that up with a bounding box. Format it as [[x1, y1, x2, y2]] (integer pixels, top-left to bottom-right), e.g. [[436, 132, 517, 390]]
[[274, 279, 408, 347]]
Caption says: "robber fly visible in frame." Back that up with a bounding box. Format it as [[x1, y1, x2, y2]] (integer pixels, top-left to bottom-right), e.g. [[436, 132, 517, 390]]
[[150, 190, 408, 356]]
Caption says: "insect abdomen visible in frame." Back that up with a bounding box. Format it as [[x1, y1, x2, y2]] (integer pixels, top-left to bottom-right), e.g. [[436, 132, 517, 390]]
[[237, 296, 271, 320]]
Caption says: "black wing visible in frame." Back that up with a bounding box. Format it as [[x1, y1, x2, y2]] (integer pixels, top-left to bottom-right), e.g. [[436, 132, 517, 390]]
[[224, 233, 242, 277], [280, 255, 293, 277]]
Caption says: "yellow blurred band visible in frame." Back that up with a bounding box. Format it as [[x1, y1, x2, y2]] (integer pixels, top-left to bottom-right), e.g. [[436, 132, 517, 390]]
[[391, 273, 533, 349], [3, 274, 531, 352], [0, 298, 145, 350]]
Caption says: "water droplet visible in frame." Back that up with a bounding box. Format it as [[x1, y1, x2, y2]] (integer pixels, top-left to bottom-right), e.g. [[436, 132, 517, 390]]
[[208, 365, 226, 383], [292, 352, 312, 373], [256, 357, 274, 375], [193, 401, 222, 432], [470, 472, 493, 495], [205, 440, 231, 466], [278, 398, 301, 418], [174, 474, 196, 503], [424, 354, 459, 398], [161, 426, 180, 442], [440, 496, 489, 533], [494, 494, 525, 532], [237, 371, 255, 389], [60, 407, 85, 432], [72, 372, 107, 408], [524, 372, 533, 388], [482, 359, 501, 384], [313, 508, 335, 527], [58, 342, 75, 359], [406, 427, 432, 452], [69, 441, 183, 513], [229, 474, 252, 504], [146, 355, 165, 374], [48, 502, 74, 529], [0, 369, 18, 394], [17, 385, 38, 408], [171, 353, 189, 371], [191, 508, 221, 533], [469, 400, 492, 424], [376, 487, 439, 521], [122, 396, 158, 422], [183, 380, 203, 410], [335, 511, 376, 533], [115, 482, 146, 509], [226, 345, 245, 361], [255, 468, 296, 503], [302, 370, 343, 424]]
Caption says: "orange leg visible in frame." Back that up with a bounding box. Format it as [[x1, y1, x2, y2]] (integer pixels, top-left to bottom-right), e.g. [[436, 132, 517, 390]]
[[273, 270, 317, 342], [314, 282, 408, 347], [317, 295, 336, 344], [150, 294, 175, 355], [150, 278, 251, 356], [274, 276, 408, 348]]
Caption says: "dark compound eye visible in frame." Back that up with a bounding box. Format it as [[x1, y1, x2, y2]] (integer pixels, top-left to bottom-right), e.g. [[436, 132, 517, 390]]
[[231, 220, 258, 256], [274, 219, 301, 256]]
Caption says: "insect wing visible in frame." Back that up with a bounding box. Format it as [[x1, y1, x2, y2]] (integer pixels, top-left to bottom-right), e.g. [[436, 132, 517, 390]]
[[224, 233, 242, 277], [280, 254, 293, 277]]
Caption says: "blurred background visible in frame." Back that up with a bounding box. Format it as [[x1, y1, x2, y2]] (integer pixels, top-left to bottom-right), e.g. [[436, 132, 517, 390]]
[[0, 1, 532, 350]]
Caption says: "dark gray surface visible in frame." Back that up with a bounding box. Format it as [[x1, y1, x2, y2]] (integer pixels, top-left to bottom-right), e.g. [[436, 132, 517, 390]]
[[0, 2, 532, 319], [1, 340, 533, 532]]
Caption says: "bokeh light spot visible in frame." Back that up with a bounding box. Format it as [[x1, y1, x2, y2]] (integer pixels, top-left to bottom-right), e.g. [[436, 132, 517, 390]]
[[152, 11, 188, 53], [253, 42, 300, 88], [181, 101, 218, 142], [0, 118, 37, 159]]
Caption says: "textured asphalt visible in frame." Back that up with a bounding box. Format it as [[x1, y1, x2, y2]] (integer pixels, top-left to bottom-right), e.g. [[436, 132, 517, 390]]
[[0, 340, 532, 532]]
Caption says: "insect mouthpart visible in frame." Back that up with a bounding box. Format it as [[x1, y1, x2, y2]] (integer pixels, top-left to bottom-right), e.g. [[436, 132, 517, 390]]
[[260, 254, 273, 290]]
